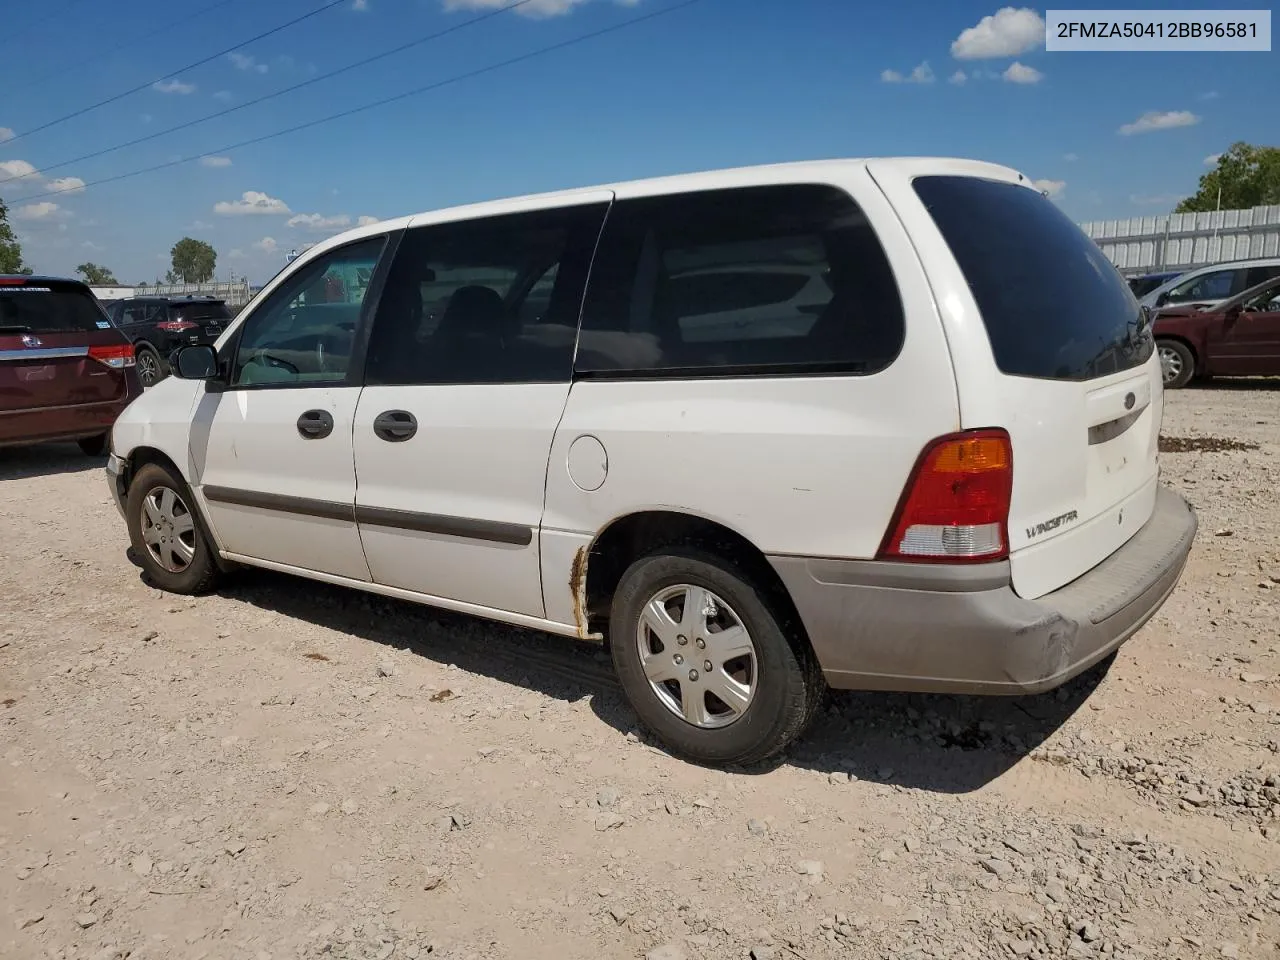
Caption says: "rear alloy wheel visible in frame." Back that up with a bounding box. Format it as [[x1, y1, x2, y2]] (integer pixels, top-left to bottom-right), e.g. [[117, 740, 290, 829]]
[[610, 548, 825, 766], [136, 347, 166, 388], [126, 462, 221, 594], [1157, 339, 1195, 389]]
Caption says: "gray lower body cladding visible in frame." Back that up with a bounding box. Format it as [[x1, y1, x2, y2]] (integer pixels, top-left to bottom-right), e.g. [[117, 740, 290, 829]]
[[769, 485, 1197, 695]]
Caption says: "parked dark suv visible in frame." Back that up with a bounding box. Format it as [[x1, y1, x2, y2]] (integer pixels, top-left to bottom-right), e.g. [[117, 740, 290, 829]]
[[1, 276, 141, 454], [104, 296, 232, 387]]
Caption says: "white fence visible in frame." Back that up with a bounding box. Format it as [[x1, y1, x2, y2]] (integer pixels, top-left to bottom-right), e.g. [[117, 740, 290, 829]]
[[1081, 204, 1280, 276]]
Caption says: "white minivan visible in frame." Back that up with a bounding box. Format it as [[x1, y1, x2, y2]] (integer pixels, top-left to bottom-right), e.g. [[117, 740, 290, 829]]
[[107, 159, 1197, 765]]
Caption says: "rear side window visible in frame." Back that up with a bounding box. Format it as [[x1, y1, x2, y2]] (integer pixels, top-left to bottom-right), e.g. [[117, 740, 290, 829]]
[[1245, 265, 1280, 289], [0, 281, 110, 334], [915, 176, 1152, 381], [575, 184, 904, 376], [1164, 269, 1235, 304]]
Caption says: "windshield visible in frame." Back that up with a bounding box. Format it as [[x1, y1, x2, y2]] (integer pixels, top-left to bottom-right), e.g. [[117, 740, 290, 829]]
[[914, 175, 1152, 381], [0, 280, 111, 334]]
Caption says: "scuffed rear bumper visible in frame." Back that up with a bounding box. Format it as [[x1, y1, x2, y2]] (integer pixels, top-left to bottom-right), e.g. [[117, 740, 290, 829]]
[[770, 485, 1197, 695]]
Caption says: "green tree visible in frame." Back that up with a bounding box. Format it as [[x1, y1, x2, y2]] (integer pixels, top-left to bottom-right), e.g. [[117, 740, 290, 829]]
[[1177, 142, 1280, 213], [75, 262, 118, 285], [0, 197, 33, 275], [169, 237, 217, 283]]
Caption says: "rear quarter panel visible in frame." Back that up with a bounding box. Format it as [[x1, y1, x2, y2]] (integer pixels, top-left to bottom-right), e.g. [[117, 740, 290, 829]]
[[540, 162, 961, 628]]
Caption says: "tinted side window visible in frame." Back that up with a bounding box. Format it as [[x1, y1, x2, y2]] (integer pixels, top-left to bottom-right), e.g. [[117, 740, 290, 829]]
[[576, 185, 903, 376], [1245, 265, 1280, 289], [232, 236, 386, 387], [364, 203, 608, 385], [1166, 269, 1234, 303]]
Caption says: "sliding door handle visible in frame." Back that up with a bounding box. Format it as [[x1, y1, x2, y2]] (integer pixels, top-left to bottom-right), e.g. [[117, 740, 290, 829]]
[[373, 410, 417, 442], [296, 409, 334, 439]]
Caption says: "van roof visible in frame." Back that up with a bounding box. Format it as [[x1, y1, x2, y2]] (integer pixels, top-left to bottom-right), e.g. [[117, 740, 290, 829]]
[[294, 156, 1026, 267]]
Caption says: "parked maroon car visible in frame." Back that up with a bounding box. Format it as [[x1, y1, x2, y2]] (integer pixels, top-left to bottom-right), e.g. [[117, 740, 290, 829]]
[[0, 276, 141, 454], [1154, 274, 1280, 388]]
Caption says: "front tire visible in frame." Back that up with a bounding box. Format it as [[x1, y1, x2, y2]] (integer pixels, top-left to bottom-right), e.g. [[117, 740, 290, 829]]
[[1158, 339, 1195, 389], [609, 548, 825, 766], [125, 462, 221, 594], [136, 347, 167, 388]]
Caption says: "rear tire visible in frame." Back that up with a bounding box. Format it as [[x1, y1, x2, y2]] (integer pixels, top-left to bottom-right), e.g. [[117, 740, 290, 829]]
[[136, 346, 167, 388], [1157, 339, 1195, 389], [125, 462, 221, 594], [609, 548, 825, 766], [77, 434, 108, 456]]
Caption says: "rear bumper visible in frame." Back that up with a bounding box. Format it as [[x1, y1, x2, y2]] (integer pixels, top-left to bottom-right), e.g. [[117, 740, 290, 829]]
[[769, 485, 1197, 695], [0, 397, 132, 448]]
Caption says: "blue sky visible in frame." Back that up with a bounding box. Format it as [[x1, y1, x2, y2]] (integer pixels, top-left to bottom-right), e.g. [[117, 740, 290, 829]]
[[1, 0, 1274, 283]]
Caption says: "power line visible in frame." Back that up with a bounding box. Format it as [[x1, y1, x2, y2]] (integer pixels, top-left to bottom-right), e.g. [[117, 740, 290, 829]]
[[4, 0, 349, 147], [15, 0, 707, 205], [10, 0, 242, 95], [0, 0, 534, 189]]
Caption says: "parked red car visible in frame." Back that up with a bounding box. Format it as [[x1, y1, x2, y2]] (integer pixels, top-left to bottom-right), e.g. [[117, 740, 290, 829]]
[[1154, 274, 1280, 388], [0, 276, 141, 454]]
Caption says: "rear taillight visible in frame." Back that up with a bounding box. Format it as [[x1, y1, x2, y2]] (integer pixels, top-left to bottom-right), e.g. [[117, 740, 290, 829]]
[[878, 429, 1013, 563], [87, 344, 136, 369], [156, 320, 198, 332]]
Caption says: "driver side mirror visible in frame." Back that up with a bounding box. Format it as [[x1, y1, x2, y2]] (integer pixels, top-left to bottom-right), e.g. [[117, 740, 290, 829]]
[[172, 344, 220, 381], [1224, 304, 1243, 325], [1154, 292, 1170, 308]]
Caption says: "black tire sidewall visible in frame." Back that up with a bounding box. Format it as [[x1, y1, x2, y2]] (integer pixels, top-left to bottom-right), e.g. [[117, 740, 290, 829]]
[[125, 463, 218, 594], [610, 549, 812, 766], [138, 348, 165, 386], [1160, 339, 1195, 389]]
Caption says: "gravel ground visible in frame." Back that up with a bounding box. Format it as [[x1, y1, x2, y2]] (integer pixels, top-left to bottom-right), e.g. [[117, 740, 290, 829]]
[[2, 382, 1279, 960]]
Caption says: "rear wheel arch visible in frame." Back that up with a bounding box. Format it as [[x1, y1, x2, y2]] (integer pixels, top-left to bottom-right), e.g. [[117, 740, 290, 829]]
[[582, 510, 811, 653]]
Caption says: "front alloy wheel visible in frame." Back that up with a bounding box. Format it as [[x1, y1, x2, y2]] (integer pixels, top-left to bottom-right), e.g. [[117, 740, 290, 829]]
[[140, 486, 197, 573]]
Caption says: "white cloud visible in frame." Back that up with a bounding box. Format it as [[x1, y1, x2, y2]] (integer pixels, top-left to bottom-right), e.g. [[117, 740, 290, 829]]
[[213, 90, 233, 102], [882, 61, 934, 84], [951, 7, 1045, 59], [140, 113, 154, 124], [45, 176, 86, 195], [15, 201, 63, 221], [200, 155, 233, 168], [357, 215, 379, 227], [229, 248, 246, 260], [153, 78, 196, 94], [213, 190, 291, 215], [82, 240, 103, 251], [1129, 194, 1180, 207], [353, 0, 369, 8], [1002, 61, 1043, 84], [1118, 110, 1200, 135], [0, 126, 13, 142], [1063, 152, 1079, 162], [253, 237, 279, 254], [287, 212, 352, 231], [1204, 153, 1221, 167], [1032, 179, 1066, 197], [228, 52, 268, 74], [189, 220, 214, 231], [444, 0, 590, 16], [0, 159, 40, 181], [948, 69, 967, 85], [1198, 91, 1219, 101]]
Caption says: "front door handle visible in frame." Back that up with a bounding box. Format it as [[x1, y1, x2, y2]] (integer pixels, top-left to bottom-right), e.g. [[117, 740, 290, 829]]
[[297, 409, 334, 439], [373, 410, 417, 442]]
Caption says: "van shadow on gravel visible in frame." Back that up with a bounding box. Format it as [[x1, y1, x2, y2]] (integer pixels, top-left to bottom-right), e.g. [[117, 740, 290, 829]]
[[191, 567, 1099, 795]]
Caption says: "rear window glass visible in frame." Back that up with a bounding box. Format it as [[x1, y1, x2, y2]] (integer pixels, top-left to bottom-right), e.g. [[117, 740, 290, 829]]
[[576, 184, 905, 376], [172, 302, 231, 323], [0, 281, 110, 334], [914, 176, 1152, 381]]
